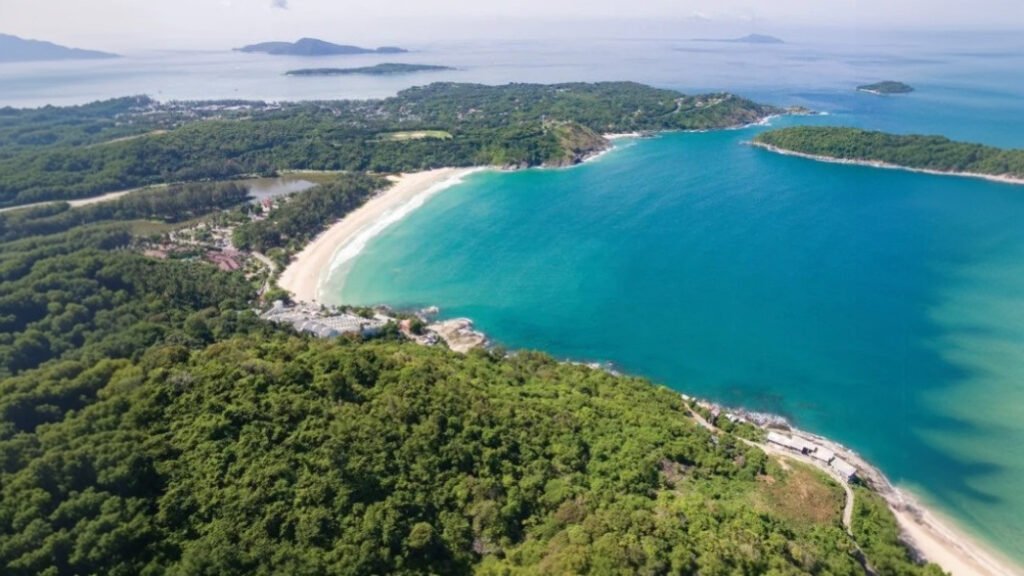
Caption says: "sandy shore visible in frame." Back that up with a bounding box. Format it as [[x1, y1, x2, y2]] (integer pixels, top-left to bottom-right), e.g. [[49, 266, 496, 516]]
[[278, 167, 481, 304], [787, 428, 1021, 576], [751, 142, 1024, 186]]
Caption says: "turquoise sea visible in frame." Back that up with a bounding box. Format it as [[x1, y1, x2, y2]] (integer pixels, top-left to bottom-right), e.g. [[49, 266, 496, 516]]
[[5, 26, 1023, 564], [331, 39, 1024, 562]]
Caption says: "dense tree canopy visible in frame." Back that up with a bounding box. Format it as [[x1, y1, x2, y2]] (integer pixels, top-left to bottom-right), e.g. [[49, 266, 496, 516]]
[[0, 84, 945, 575], [0, 83, 779, 208], [755, 126, 1024, 179]]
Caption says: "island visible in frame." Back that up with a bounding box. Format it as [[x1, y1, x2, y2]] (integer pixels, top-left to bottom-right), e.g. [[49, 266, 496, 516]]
[[857, 81, 915, 95], [285, 63, 454, 76], [0, 33, 118, 63], [752, 126, 1024, 184], [695, 33, 785, 44], [235, 37, 407, 56]]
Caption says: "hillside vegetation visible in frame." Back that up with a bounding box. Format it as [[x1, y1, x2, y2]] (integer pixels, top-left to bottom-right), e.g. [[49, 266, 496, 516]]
[[0, 202, 946, 576], [0, 82, 779, 208], [0, 84, 946, 575], [755, 126, 1024, 179]]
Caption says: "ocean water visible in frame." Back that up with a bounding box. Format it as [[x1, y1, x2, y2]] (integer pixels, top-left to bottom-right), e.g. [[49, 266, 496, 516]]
[[5, 28, 1024, 563], [330, 36, 1024, 562]]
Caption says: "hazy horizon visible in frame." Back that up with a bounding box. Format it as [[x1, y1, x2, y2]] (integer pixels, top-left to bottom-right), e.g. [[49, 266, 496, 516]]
[[2, 0, 1022, 53]]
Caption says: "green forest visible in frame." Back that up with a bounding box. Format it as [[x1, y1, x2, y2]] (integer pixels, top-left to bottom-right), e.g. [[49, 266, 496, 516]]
[[754, 126, 1024, 179], [0, 85, 946, 575], [0, 82, 779, 208]]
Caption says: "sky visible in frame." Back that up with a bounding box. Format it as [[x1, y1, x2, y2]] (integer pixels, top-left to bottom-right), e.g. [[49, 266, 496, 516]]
[[1, 0, 1022, 52]]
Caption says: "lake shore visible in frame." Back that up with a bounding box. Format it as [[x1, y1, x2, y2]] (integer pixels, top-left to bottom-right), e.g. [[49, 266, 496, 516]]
[[750, 141, 1024, 186], [278, 167, 481, 304]]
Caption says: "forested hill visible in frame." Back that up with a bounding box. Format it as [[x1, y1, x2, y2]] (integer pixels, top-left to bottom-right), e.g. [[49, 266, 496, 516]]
[[754, 126, 1024, 179], [0, 188, 943, 575], [0, 239, 943, 575], [0, 82, 779, 208], [0, 83, 944, 574]]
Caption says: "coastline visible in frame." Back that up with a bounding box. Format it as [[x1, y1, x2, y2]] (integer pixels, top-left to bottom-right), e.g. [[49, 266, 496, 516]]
[[781, 428, 1021, 576], [279, 134, 637, 305], [275, 138, 1023, 575], [278, 167, 482, 304], [750, 141, 1024, 186]]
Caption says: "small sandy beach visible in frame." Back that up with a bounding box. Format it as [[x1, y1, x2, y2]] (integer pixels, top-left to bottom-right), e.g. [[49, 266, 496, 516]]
[[891, 495, 1021, 576], [787, 429, 1022, 576], [278, 167, 480, 304]]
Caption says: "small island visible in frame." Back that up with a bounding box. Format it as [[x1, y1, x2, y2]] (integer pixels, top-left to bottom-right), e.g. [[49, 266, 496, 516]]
[[0, 33, 118, 63], [857, 81, 914, 95], [752, 126, 1024, 184], [236, 38, 407, 56], [286, 63, 454, 77]]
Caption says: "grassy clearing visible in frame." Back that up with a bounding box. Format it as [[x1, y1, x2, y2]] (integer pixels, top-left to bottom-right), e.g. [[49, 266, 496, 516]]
[[380, 130, 453, 141], [752, 459, 845, 527]]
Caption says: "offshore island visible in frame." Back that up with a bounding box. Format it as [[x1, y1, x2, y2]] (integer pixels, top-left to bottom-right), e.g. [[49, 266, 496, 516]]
[[857, 81, 915, 95], [752, 126, 1024, 185], [0, 83, 1020, 575]]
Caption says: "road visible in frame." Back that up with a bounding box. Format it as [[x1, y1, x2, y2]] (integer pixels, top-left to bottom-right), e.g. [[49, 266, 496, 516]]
[[686, 405, 855, 533], [0, 184, 168, 214]]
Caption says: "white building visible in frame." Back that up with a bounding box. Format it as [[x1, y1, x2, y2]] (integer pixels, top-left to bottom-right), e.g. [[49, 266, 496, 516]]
[[830, 458, 858, 482]]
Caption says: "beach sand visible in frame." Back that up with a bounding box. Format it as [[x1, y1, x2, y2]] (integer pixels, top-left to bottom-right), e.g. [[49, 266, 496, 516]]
[[891, 496, 1021, 576], [278, 167, 480, 304], [787, 429, 1021, 576]]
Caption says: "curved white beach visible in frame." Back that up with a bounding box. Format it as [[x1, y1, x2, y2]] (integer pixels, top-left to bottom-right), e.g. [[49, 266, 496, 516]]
[[278, 168, 481, 304]]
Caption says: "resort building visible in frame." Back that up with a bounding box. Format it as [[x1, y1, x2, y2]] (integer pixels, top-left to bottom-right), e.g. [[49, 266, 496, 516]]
[[830, 458, 858, 482], [261, 302, 388, 338]]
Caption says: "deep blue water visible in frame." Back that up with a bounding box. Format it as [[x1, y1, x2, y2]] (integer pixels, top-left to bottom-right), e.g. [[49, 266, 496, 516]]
[[333, 35, 1024, 562]]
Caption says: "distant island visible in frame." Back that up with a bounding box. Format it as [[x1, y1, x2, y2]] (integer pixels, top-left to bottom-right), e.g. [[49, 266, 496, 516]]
[[286, 63, 454, 76], [0, 33, 118, 63], [752, 126, 1024, 184], [857, 81, 915, 95], [695, 34, 785, 44], [235, 38, 407, 56]]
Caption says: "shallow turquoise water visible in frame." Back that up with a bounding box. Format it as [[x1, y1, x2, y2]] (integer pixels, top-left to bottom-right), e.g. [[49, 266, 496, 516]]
[[335, 115, 1024, 560], [305, 31, 1024, 561]]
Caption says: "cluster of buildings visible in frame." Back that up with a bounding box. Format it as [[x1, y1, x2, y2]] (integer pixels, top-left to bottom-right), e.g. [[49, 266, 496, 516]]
[[767, 431, 858, 482], [142, 222, 252, 272], [262, 301, 390, 338]]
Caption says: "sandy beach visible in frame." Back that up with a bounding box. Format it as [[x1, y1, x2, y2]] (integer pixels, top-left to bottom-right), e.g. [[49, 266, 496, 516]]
[[787, 429, 1022, 576], [278, 167, 481, 304], [751, 142, 1024, 186]]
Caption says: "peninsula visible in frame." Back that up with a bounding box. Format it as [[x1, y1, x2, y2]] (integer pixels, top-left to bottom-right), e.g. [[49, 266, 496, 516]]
[[858, 81, 915, 95], [752, 126, 1024, 184], [235, 37, 407, 56], [286, 63, 454, 76], [0, 33, 118, 63], [0, 82, 781, 208]]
